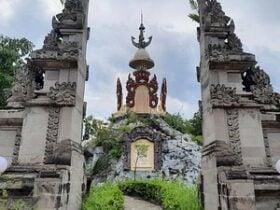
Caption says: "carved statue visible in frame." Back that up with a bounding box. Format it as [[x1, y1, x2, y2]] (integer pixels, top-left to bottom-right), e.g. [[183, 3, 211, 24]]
[[6, 59, 36, 106], [242, 66, 280, 104], [52, 0, 84, 30]]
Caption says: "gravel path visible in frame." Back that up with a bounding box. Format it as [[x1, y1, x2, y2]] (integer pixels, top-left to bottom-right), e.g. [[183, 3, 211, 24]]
[[124, 196, 162, 210]]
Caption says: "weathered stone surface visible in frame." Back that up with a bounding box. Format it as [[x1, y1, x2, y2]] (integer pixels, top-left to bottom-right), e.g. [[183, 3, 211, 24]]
[[88, 117, 201, 185]]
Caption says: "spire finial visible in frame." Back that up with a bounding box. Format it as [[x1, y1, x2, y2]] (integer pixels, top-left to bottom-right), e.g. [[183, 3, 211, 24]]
[[131, 13, 152, 49]]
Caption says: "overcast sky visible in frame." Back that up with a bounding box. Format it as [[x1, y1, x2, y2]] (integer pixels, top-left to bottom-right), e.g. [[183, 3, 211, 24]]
[[1, 0, 279, 120]]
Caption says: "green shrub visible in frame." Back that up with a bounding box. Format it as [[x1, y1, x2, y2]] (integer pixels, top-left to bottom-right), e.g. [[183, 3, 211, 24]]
[[163, 113, 192, 134], [82, 184, 124, 210], [119, 180, 202, 210]]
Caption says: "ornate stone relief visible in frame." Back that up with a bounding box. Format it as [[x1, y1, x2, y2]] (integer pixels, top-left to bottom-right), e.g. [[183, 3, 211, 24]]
[[123, 126, 163, 170], [160, 78, 167, 111], [242, 66, 280, 105], [126, 70, 159, 109], [52, 139, 82, 165], [226, 108, 243, 165], [210, 84, 240, 107], [202, 140, 241, 166], [32, 31, 80, 60], [116, 78, 123, 111], [44, 107, 60, 164], [48, 82, 76, 106], [52, 0, 84, 30], [6, 60, 36, 105], [204, 0, 230, 26], [12, 129, 22, 165]]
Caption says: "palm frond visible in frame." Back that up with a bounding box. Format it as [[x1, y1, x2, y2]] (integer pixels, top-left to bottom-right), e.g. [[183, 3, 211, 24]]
[[188, 14, 200, 23], [189, 0, 199, 11]]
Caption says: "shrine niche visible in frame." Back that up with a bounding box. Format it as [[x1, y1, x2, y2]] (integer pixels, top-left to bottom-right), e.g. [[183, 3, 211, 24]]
[[123, 127, 162, 171], [114, 18, 167, 116], [131, 139, 155, 171]]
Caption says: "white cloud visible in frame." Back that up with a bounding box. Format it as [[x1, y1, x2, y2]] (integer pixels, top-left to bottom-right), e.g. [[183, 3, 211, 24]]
[[0, 0, 18, 25], [37, 0, 63, 20], [166, 96, 197, 119]]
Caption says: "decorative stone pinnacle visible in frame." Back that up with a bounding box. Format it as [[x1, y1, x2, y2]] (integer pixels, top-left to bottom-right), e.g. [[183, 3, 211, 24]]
[[131, 13, 152, 49]]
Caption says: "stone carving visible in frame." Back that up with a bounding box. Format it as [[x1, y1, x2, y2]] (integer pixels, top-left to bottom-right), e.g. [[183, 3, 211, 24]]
[[202, 140, 241, 166], [32, 31, 80, 60], [160, 78, 167, 111], [263, 131, 272, 167], [44, 107, 60, 164], [123, 126, 163, 170], [126, 70, 159, 109], [6, 60, 36, 106], [126, 74, 136, 108], [12, 129, 22, 165], [116, 78, 123, 111], [52, 139, 82, 165], [242, 66, 280, 105], [52, 0, 84, 30], [204, 0, 230, 26], [48, 82, 76, 106], [226, 108, 243, 165], [42, 30, 61, 51], [210, 84, 240, 107]]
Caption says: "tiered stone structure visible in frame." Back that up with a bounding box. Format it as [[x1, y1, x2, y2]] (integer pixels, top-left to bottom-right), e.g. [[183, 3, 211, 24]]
[[0, 0, 89, 209], [115, 20, 167, 116], [198, 0, 280, 209]]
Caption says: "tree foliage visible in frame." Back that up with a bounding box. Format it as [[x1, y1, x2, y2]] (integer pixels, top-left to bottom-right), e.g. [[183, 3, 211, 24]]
[[188, 0, 200, 23], [0, 35, 34, 107]]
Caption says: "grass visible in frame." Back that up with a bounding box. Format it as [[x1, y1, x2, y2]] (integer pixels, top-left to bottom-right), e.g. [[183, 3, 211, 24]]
[[82, 184, 124, 210], [119, 180, 202, 210]]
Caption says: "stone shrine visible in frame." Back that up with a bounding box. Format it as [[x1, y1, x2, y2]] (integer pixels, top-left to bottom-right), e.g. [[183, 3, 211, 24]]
[[114, 18, 167, 116], [197, 0, 280, 209], [0, 0, 89, 209]]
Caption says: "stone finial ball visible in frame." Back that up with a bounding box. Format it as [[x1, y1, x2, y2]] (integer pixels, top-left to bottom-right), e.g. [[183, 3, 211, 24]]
[[0, 156, 8, 174], [276, 160, 280, 174]]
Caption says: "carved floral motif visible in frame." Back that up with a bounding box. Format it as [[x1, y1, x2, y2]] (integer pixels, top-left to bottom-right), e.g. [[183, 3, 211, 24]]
[[44, 107, 60, 164], [12, 129, 22, 165], [123, 126, 163, 170], [48, 82, 76, 106], [126, 70, 159, 109], [226, 108, 243, 165], [210, 84, 240, 107], [116, 78, 123, 111]]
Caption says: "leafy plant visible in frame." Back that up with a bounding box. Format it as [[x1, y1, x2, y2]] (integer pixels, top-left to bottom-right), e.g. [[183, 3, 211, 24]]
[[119, 179, 203, 210], [163, 112, 203, 145], [0, 35, 34, 107], [133, 144, 150, 180], [188, 0, 200, 23], [82, 184, 124, 210]]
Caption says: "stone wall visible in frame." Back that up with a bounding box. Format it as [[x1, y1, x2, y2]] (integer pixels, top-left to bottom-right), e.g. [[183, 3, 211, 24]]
[[197, 0, 280, 209], [0, 0, 90, 209]]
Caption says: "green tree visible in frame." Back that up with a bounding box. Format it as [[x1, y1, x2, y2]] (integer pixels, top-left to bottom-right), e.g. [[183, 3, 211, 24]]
[[0, 35, 34, 107], [133, 144, 149, 180], [188, 0, 200, 23], [189, 111, 202, 136]]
